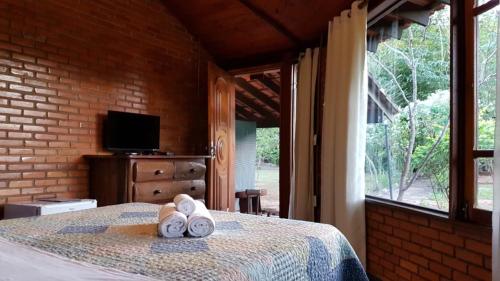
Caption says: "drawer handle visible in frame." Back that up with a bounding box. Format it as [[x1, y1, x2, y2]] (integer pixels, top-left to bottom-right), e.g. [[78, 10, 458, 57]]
[[189, 168, 196, 173], [190, 186, 196, 191], [155, 170, 164, 175], [153, 189, 162, 195]]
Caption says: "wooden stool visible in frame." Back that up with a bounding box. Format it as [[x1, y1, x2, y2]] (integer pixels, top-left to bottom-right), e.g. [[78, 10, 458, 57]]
[[235, 189, 267, 215]]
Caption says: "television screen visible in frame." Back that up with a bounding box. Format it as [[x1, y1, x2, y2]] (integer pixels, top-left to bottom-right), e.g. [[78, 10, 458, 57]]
[[104, 111, 160, 152]]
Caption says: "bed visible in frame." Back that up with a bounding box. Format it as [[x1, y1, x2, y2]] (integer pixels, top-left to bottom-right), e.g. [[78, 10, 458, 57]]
[[0, 203, 368, 281]]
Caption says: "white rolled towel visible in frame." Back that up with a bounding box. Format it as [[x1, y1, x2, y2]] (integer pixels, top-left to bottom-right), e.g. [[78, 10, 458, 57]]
[[187, 200, 215, 238], [158, 203, 187, 238], [173, 194, 197, 216]]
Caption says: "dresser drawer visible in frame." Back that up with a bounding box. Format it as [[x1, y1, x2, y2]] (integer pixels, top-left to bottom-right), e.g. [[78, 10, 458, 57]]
[[174, 161, 206, 180], [133, 160, 175, 182], [133, 180, 205, 203]]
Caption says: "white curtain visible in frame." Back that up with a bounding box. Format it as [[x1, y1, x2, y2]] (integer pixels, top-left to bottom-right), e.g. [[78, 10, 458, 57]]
[[493, 15, 500, 281], [290, 48, 319, 221], [320, 1, 367, 266]]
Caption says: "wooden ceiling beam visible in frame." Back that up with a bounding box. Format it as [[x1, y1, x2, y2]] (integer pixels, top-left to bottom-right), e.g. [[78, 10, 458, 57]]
[[222, 49, 298, 73], [236, 77, 280, 113], [238, 0, 303, 47], [250, 74, 281, 95], [368, 0, 408, 27], [236, 111, 249, 120], [236, 90, 278, 122], [236, 103, 257, 120]]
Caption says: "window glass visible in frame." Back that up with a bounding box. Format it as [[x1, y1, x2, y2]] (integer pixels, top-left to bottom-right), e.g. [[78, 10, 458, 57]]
[[476, 6, 498, 150], [473, 5, 498, 211], [475, 157, 494, 210], [365, 6, 450, 212]]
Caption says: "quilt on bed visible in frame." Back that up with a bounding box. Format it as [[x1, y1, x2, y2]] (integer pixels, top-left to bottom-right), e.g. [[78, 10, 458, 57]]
[[0, 203, 367, 281]]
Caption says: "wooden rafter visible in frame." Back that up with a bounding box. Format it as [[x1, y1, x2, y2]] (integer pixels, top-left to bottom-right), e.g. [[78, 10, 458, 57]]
[[238, 0, 302, 47], [250, 73, 281, 95], [236, 77, 280, 113], [236, 103, 256, 120], [236, 90, 277, 120]]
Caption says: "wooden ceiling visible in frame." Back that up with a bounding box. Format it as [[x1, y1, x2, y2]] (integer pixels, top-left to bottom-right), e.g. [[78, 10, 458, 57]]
[[163, 0, 444, 69], [163, 0, 353, 68], [162, 0, 445, 127], [235, 70, 281, 127]]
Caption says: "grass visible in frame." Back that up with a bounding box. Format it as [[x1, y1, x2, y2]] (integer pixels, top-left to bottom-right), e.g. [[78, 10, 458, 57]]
[[255, 166, 279, 210], [477, 183, 493, 211]]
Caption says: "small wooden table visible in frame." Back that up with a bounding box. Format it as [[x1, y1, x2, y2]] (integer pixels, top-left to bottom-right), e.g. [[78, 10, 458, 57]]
[[235, 189, 267, 215]]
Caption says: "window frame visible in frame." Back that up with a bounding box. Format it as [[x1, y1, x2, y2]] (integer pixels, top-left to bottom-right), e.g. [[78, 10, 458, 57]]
[[461, 0, 497, 225], [364, 0, 496, 227]]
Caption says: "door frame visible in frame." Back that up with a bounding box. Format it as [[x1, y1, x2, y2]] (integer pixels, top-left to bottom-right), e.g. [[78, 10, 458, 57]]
[[279, 57, 293, 218], [226, 55, 295, 218]]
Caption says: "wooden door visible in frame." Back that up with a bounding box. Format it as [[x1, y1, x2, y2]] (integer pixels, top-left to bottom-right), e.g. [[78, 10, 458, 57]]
[[207, 62, 235, 211]]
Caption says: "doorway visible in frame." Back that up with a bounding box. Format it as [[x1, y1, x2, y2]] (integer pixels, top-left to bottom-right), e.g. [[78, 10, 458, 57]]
[[234, 70, 281, 215]]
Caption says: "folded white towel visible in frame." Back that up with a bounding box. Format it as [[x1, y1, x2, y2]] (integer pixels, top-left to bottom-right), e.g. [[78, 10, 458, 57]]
[[173, 194, 197, 216], [158, 203, 188, 238], [187, 200, 215, 238]]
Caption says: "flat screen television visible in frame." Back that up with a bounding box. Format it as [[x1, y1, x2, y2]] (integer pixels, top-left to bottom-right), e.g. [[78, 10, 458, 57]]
[[104, 111, 160, 153]]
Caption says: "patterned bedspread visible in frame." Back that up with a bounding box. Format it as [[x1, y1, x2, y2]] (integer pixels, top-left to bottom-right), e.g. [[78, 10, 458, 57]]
[[0, 203, 367, 281]]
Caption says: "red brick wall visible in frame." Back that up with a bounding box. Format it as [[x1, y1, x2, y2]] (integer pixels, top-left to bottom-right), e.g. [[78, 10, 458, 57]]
[[366, 202, 492, 281], [0, 0, 209, 213]]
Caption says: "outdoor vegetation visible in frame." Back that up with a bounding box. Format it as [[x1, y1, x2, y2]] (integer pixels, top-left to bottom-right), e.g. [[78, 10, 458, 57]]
[[256, 127, 280, 165], [365, 5, 497, 211], [255, 127, 280, 211]]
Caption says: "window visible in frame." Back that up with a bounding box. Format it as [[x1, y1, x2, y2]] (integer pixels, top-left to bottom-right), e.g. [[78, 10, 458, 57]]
[[465, 0, 498, 220], [365, 6, 451, 212]]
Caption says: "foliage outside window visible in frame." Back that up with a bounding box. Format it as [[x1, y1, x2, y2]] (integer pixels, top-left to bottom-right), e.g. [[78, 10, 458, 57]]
[[365, 6, 451, 211], [473, 2, 498, 211]]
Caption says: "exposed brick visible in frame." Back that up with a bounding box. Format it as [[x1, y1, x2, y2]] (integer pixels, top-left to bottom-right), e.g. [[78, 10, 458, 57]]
[[429, 261, 452, 278], [9, 180, 33, 188], [468, 264, 492, 281], [465, 239, 491, 256], [455, 248, 483, 266], [366, 202, 492, 281], [431, 240, 454, 256], [0, 74, 22, 83], [418, 267, 439, 281], [0, 188, 21, 196], [400, 259, 419, 273], [442, 255, 467, 272], [452, 271, 479, 281]]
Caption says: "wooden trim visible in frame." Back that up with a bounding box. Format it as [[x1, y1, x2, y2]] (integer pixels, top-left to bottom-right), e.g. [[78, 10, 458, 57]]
[[473, 0, 499, 15], [463, 0, 478, 222], [368, 0, 408, 27], [464, 0, 494, 225], [366, 196, 449, 219], [279, 55, 293, 218], [450, 0, 468, 221], [366, 197, 493, 232], [238, 0, 302, 46], [472, 150, 494, 158]]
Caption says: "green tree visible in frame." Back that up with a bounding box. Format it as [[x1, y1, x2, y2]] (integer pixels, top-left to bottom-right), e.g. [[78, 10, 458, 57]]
[[366, 6, 497, 209], [256, 128, 279, 165], [367, 7, 451, 204]]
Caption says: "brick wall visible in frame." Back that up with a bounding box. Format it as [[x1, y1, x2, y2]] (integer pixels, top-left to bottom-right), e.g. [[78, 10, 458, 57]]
[[366, 201, 492, 281], [0, 0, 209, 214]]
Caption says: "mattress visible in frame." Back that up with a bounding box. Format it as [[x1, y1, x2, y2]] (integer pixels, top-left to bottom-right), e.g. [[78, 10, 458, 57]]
[[0, 203, 367, 281]]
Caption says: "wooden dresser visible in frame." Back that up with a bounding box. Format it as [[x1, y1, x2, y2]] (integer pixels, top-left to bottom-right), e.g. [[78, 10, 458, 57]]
[[84, 155, 210, 207]]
